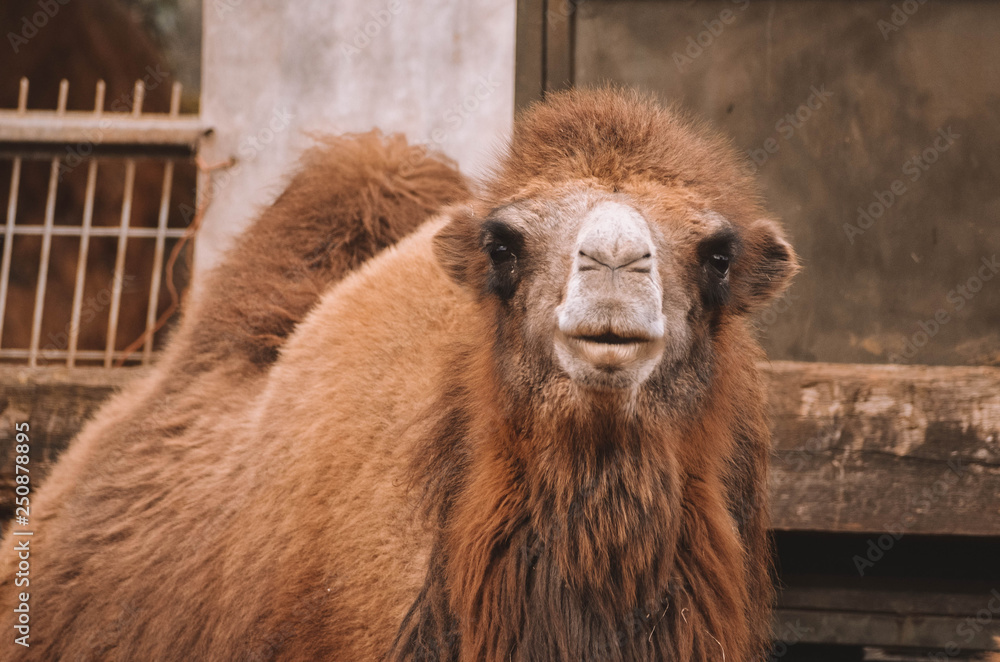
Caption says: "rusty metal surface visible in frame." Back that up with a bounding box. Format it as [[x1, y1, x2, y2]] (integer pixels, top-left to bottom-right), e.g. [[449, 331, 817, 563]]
[[574, 0, 1000, 368]]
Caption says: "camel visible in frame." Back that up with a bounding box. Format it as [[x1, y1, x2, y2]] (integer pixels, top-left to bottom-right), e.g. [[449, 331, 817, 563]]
[[0, 130, 467, 659], [0, 88, 796, 661]]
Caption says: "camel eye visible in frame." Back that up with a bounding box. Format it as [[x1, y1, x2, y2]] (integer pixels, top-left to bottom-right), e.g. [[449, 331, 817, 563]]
[[698, 230, 737, 281], [481, 219, 523, 270], [489, 243, 516, 267], [708, 253, 730, 277], [698, 233, 736, 308], [481, 219, 524, 299]]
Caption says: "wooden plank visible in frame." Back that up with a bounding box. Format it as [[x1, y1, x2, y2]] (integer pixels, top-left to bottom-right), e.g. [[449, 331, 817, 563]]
[[765, 362, 1000, 535], [0, 366, 145, 520], [861, 649, 984, 661], [771, 577, 1000, 651], [778, 584, 1000, 619], [773, 608, 998, 651], [1, 361, 998, 536]]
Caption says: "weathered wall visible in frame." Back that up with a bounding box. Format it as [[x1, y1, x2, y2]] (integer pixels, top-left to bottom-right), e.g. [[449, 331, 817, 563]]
[[576, 0, 1000, 367], [196, 0, 516, 276]]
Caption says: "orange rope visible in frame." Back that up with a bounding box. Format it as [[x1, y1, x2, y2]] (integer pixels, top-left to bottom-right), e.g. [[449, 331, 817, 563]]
[[115, 156, 234, 367]]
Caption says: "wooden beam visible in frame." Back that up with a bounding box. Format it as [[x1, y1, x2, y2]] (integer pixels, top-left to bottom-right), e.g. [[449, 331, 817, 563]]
[[774, 607, 997, 651], [515, 0, 578, 111], [0, 366, 145, 520], [772, 581, 1000, 650], [765, 362, 1000, 536], [778, 583, 999, 619], [1, 361, 998, 535]]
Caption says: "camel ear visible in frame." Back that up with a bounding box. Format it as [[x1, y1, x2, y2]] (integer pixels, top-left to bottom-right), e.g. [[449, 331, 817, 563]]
[[433, 207, 487, 289], [733, 218, 799, 311]]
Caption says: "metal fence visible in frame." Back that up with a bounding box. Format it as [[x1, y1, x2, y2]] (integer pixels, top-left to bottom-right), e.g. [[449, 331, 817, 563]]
[[0, 77, 207, 368]]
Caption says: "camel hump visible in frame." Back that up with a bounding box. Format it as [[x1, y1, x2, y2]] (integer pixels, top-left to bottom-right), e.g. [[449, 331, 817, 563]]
[[184, 131, 471, 368]]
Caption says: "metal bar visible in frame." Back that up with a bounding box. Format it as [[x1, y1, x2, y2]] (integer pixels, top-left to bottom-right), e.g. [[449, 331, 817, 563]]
[[0, 225, 189, 238], [168, 81, 181, 118], [142, 82, 182, 364], [0, 112, 209, 148], [94, 79, 105, 119], [142, 165, 173, 360], [104, 81, 144, 368], [0, 347, 144, 361], [67, 81, 106, 368], [0, 159, 21, 350], [102, 164, 133, 366], [544, 0, 575, 93], [67, 160, 98, 367], [27, 80, 68, 367], [515, 0, 547, 112], [0, 79, 29, 350], [17, 78, 28, 113]]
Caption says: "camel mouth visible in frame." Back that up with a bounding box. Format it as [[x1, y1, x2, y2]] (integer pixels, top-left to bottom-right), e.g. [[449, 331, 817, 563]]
[[555, 327, 665, 380], [573, 332, 650, 346]]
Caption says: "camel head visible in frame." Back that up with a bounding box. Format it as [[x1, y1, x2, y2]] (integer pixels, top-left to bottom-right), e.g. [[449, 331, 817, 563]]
[[435, 88, 798, 409]]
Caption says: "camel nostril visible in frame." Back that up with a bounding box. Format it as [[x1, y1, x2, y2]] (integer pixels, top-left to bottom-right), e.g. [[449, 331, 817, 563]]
[[577, 249, 653, 273], [575, 202, 656, 272], [577, 250, 606, 272]]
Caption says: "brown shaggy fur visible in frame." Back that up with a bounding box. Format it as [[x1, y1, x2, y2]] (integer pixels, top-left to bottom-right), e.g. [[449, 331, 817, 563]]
[[0, 89, 794, 661], [397, 89, 794, 661], [0, 131, 467, 660], [182, 131, 470, 370]]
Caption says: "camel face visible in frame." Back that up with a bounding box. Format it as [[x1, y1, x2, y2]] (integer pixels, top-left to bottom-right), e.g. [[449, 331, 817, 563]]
[[433, 88, 799, 414], [460, 182, 749, 396]]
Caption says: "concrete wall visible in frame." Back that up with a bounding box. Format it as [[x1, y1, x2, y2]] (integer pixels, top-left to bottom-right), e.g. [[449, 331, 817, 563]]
[[576, 0, 1000, 367], [196, 0, 516, 274]]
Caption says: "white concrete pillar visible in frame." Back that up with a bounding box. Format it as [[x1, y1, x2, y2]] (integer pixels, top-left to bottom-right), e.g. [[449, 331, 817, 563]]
[[196, 0, 516, 275]]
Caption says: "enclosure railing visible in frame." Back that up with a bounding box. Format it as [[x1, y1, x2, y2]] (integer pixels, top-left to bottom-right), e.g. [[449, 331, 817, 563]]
[[0, 78, 209, 368]]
